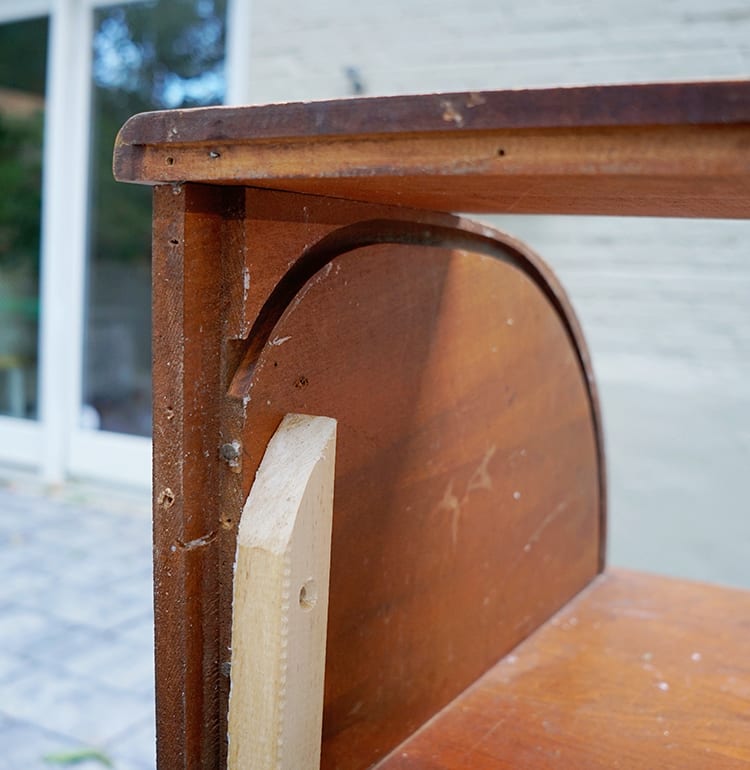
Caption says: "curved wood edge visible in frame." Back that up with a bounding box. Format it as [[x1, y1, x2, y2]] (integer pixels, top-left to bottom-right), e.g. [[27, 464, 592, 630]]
[[228, 212, 608, 573], [114, 80, 750, 159], [228, 414, 336, 769]]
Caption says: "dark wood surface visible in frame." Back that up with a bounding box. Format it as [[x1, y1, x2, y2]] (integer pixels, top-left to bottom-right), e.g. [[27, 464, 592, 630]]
[[132, 81, 750, 768], [377, 568, 750, 769], [150, 186, 605, 768], [117, 80, 750, 145], [114, 81, 750, 218]]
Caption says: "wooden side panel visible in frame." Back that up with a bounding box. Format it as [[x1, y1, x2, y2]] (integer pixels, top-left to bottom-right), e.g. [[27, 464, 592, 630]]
[[151, 183, 246, 769], [232, 200, 603, 768], [377, 569, 750, 769], [152, 188, 605, 769]]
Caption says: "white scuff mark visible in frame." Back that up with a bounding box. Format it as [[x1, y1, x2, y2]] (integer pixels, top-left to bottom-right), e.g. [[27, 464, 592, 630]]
[[513, 490, 521, 500], [436, 479, 462, 546], [691, 652, 702, 662], [657, 681, 670, 692], [467, 444, 497, 495], [437, 445, 498, 547], [440, 99, 464, 126], [523, 501, 568, 553], [270, 335, 292, 346], [506, 318, 514, 326]]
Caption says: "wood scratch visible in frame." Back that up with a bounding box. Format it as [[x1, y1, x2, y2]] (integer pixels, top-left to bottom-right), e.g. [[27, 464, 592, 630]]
[[467, 444, 496, 494], [437, 444, 498, 546], [524, 501, 568, 552]]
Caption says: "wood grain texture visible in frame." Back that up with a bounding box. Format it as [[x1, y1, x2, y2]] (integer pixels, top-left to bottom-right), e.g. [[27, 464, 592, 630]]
[[116, 80, 750, 146], [228, 414, 336, 770], [376, 569, 750, 769], [149, 187, 605, 769], [231, 193, 603, 768], [113, 82, 750, 218], [151, 183, 247, 769]]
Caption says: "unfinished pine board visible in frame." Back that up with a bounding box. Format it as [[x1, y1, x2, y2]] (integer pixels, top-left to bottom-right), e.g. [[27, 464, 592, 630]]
[[228, 413, 337, 770]]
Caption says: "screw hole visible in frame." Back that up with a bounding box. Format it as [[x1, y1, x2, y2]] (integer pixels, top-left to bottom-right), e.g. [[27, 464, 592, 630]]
[[299, 579, 317, 610], [169, 238, 179, 246], [166, 156, 175, 165]]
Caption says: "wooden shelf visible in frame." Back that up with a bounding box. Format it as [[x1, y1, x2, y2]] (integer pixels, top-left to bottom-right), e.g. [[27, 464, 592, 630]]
[[377, 569, 750, 769]]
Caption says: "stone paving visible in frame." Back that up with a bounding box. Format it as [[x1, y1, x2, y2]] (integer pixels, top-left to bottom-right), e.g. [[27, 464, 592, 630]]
[[0, 475, 154, 770]]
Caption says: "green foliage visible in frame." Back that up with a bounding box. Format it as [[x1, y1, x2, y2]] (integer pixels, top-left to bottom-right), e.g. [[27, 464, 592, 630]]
[[0, 16, 48, 95], [0, 110, 43, 275], [43, 747, 114, 767]]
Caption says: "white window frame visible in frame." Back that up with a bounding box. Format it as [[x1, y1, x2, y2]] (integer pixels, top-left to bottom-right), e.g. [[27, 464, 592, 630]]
[[0, 0, 250, 486]]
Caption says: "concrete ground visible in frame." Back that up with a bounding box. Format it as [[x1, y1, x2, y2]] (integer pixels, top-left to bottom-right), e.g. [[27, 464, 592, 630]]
[[0, 365, 747, 769], [0, 476, 154, 770]]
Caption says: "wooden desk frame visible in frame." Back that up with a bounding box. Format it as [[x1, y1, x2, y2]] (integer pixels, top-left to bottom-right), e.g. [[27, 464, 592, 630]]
[[114, 80, 750, 769]]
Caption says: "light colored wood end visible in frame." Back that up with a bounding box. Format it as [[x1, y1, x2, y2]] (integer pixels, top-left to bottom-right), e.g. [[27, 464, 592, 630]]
[[228, 413, 337, 770]]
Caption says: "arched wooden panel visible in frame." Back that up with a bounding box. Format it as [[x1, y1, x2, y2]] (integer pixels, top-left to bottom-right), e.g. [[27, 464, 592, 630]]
[[232, 226, 602, 768]]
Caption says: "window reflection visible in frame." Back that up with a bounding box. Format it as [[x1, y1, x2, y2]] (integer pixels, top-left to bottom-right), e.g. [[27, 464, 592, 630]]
[[0, 16, 48, 420], [84, 0, 227, 435]]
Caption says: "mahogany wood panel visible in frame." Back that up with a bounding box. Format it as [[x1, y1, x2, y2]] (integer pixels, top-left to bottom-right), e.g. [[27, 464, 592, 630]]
[[377, 569, 750, 769], [236, 244, 600, 769], [150, 186, 605, 769], [151, 183, 247, 768], [114, 81, 750, 218]]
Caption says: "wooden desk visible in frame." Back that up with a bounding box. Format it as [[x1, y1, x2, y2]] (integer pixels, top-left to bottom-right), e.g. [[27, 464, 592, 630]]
[[114, 80, 750, 769]]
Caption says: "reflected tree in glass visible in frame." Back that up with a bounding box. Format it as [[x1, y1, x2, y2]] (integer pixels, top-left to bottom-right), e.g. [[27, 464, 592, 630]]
[[0, 16, 48, 419], [85, 0, 227, 435]]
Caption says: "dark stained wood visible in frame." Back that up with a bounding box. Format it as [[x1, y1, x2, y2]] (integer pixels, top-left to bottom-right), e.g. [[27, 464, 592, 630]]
[[376, 569, 750, 769], [149, 185, 605, 769], [232, 197, 603, 768], [117, 80, 750, 145], [114, 82, 750, 218], [151, 183, 247, 768], [125, 82, 750, 770]]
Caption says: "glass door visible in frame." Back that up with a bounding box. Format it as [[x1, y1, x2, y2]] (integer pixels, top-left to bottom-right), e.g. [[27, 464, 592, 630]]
[[70, 0, 227, 482], [84, 0, 228, 436], [0, 15, 48, 421]]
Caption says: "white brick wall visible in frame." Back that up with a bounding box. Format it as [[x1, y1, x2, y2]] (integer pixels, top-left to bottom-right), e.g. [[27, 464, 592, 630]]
[[247, 0, 750, 585]]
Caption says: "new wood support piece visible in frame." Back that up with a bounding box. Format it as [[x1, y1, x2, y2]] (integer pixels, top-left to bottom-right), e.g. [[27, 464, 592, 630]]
[[228, 413, 337, 769]]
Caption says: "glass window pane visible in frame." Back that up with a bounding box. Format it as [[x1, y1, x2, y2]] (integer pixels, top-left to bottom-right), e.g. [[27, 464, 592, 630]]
[[84, 0, 226, 436], [0, 16, 48, 420]]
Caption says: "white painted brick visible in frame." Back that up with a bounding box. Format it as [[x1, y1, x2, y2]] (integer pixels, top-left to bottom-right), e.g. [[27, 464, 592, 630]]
[[248, 0, 750, 582]]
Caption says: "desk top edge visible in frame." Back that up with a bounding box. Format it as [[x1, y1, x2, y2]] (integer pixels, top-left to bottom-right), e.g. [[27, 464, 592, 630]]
[[115, 79, 750, 154]]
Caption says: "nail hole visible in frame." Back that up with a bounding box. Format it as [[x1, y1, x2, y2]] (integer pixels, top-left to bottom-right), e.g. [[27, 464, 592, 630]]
[[169, 238, 179, 246], [158, 488, 175, 509], [497, 148, 506, 157], [166, 156, 175, 165], [299, 579, 317, 610]]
